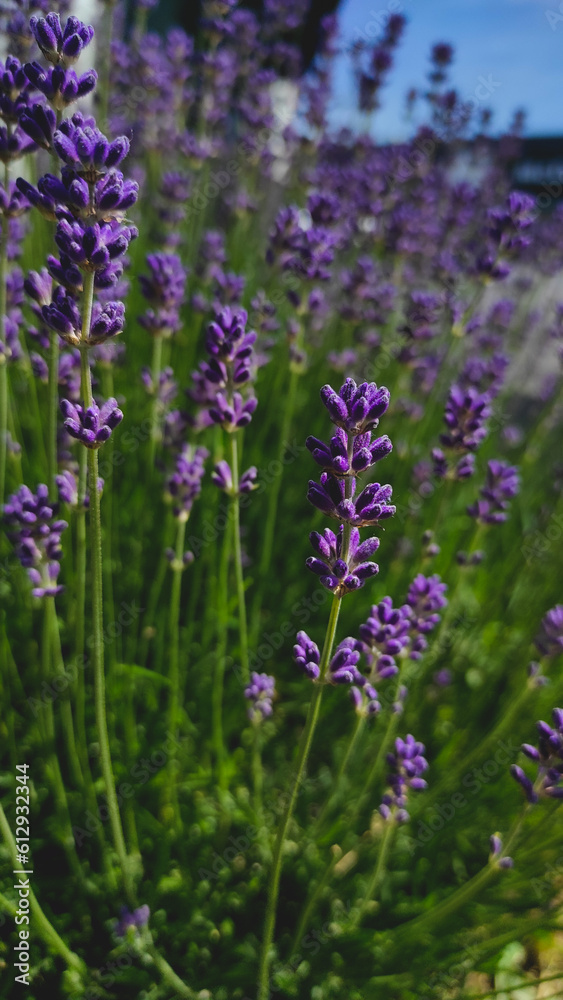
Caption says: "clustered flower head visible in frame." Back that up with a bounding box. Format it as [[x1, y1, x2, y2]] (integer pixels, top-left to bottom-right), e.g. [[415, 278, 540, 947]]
[[535, 605, 563, 658], [211, 460, 257, 496], [114, 904, 150, 938], [467, 459, 520, 524], [380, 734, 428, 822], [511, 708, 563, 804], [166, 445, 208, 521], [139, 252, 187, 338], [190, 306, 258, 432], [489, 833, 514, 869], [244, 672, 275, 722], [307, 378, 395, 594], [432, 384, 492, 480], [3, 483, 67, 597], [60, 397, 123, 449]]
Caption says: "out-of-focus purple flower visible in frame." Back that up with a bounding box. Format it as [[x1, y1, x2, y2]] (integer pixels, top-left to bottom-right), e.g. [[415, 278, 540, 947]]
[[244, 672, 275, 722], [489, 833, 513, 868], [56, 468, 102, 509], [359, 596, 410, 677], [380, 734, 428, 822], [536, 605, 563, 658], [405, 573, 447, 659], [293, 631, 321, 680], [3, 483, 67, 597], [114, 904, 150, 938], [211, 460, 257, 496], [60, 397, 123, 449], [467, 460, 520, 524], [166, 445, 208, 520], [139, 252, 187, 338], [511, 707, 563, 804]]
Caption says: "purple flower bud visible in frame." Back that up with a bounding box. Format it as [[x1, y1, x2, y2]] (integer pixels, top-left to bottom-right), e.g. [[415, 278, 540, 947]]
[[293, 631, 321, 680]]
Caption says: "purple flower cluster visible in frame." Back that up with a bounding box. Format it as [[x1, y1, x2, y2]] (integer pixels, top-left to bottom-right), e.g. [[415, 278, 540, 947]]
[[432, 384, 492, 480], [380, 734, 428, 822], [190, 306, 257, 432], [3, 483, 67, 597], [211, 461, 257, 497], [467, 460, 520, 524], [60, 397, 123, 449], [306, 378, 395, 595], [535, 605, 563, 658], [166, 445, 208, 521], [139, 252, 187, 338], [114, 904, 150, 938], [511, 708, 563, 804], [244, 672, 275, 722]]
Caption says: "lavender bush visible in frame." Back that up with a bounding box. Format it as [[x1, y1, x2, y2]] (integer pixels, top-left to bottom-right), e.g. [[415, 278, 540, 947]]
[[0, 3, 562, 999]]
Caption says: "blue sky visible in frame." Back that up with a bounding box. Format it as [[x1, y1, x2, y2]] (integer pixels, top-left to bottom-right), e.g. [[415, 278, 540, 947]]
[[331, 0, 562, 139]]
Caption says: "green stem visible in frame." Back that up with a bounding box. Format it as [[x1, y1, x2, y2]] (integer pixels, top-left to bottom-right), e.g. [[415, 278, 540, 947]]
[[290, 847, 341, 957], [230, 432, 249, 684], [149, 334, 163, 468], [256, 593, 342, 1000], [0, 179, 8, 507], [47, 332, 59, 500], [46, 597, 83, 789], [101, 364, 116, 667], [252, 725, 264, 832], [74, 448, 88, 773], [165, 515, 188, 830], [80, 271, 135, 905], [146, 939, 197, 999], [0, 801, 87, 978], [353, 818, 396, 927], [212, 513, 232, 790], [314, 714, 365, 835]]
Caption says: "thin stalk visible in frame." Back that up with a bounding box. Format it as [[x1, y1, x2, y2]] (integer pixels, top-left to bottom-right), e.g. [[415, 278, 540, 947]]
[[0, 802, 87, 978], [212, 513, 232, 790], [251, 724, 264, 832], [256, 593, 342, 1000], [74, 448, 88, 771], [165, 514, 188, 831], [290, 847, 341, 957], [352, 818, 396, 927], [230, 432, 249, 684], [0, 160, 9, 507], [80, 271, 134, 905], [46, 596, 83, 789], [146, 939, 197, 999], [101, 364, 116, 667], [47, 332, 59, 499], [149, 334, 163, 467], [251, 368, 298, 643], [314, 714, 365, 835]]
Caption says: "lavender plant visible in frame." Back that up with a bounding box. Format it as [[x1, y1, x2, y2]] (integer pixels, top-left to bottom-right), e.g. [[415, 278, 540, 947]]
[[0, 4, 562, 1000]]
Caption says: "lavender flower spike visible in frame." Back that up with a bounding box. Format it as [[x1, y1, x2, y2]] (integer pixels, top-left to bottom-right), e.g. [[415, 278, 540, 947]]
[[380, 734, 428, 822], [3, 483, 67, 597], [293, 631, 321, 680], [245, 672, 275, 722], [320, 377, 390, 435], [511, 707, 563, 803], [60, 397, 123, 449]]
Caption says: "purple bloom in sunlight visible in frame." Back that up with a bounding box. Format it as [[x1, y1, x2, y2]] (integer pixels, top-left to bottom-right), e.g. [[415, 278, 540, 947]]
[[320, 378, 390, 435], [166, 445, 208, 520], [405, 574, 448, 660], [29, 13, 94, 67]]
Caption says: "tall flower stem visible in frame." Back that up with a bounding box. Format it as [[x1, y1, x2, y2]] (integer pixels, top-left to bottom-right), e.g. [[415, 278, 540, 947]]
[[314, 714, 366, 835], [0, 161, 9, 508], [149, 334, 163, 467], [0, 801, 87, 979], [229, 431, 249, 685], [101, 364, 116, 667], [47, 332, 59, 500], [212, 513, 232, 790], [74, 447, 88, 769], [256, 592, 342, 1000], [251, 367, 298, 647], [290, 846, 341, 957], [165, 513, 188, 830], [79, 270, 134, 905], [45, 596, 83, 789], [352, 817, 396, 927]]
